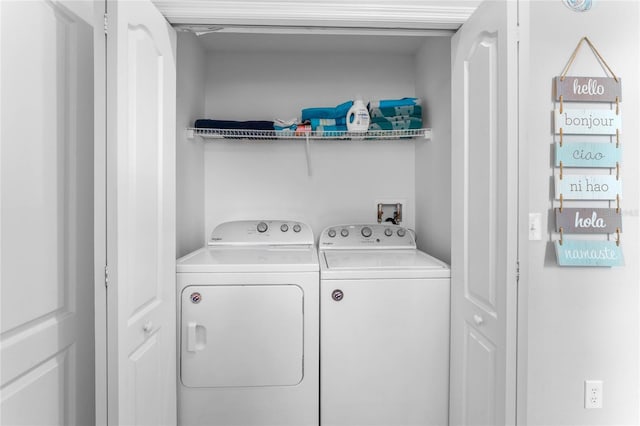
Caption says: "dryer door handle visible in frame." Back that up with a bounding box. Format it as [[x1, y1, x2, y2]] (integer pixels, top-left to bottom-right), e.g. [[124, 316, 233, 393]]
[[187, 322, 198, 352], [186, 322, 207, 352]]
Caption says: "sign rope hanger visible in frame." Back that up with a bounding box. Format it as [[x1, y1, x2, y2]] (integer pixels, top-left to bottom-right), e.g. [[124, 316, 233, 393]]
[[560, 36, 619, 82], [558, 36, 620, 118]]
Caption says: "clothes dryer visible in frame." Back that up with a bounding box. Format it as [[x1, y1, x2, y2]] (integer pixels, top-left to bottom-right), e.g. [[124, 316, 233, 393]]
[[319, 224, 450, 426], [177, 220, 319, 426]]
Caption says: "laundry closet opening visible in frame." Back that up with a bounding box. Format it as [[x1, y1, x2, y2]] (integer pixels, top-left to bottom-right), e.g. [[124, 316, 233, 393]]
[[175, 29, 453, 262]]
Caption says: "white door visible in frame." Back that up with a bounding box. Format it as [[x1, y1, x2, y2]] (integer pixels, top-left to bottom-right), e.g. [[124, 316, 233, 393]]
[[1, 1, 95, 425], [97, 0, 177, 424], [450, 1, 520, 425]]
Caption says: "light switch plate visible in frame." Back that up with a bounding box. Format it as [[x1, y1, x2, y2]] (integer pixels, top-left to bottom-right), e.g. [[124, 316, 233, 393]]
[[529, 213, 542, 240]]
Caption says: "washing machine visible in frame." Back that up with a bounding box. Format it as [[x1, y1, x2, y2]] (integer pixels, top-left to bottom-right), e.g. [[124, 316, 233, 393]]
[[319, 224, 450, 426], [176, 220, 319, 426]]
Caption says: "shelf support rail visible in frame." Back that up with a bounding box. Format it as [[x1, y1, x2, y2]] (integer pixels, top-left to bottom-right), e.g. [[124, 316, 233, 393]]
[[304, 133, 312, 177]]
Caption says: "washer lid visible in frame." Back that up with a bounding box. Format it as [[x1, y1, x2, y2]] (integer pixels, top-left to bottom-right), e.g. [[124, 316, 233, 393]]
[[321, 249, 450, 279], [177, 246, 319, 273]]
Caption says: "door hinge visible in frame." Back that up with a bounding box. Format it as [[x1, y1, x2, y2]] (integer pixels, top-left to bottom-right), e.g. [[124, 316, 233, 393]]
[[104, 13, 108, 35], [105, 265, 110, 288]]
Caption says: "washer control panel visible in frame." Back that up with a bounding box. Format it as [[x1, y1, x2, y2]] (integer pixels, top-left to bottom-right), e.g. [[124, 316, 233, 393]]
[[209, 220, 313, 246], [319, 224, 416, 249]]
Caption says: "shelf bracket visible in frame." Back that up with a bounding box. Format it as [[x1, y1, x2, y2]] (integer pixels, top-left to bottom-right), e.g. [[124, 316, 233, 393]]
[[304, 134, 312, 177]]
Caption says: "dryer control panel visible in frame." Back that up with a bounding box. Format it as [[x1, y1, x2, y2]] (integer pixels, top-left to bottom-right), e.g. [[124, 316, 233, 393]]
[[209, 220, 314, 246], [319, 224, 416, 250]]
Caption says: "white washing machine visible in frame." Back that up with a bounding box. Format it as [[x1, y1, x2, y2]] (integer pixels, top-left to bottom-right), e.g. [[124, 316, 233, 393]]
[[176, 220, 319, 426], [319, 224, 450, 426]]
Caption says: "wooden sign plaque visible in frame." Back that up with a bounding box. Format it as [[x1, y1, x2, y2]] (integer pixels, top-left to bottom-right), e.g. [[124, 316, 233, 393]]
[[555, 109, 620, 135], [555, 175, 621, 200], [555, 208, 622, 234], [555, 142, 621, 168], [555, 240, 624, 267], [555, 76, 622, 102]]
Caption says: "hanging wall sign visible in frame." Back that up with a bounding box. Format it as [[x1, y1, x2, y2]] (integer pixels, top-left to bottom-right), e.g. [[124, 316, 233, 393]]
[[554, 109, 620, 135], [554, 174, 621, 200], [555, 76, 622, 102], [555, 142, 621, 167], [555, 240, 624, 267], [555, 208, 622, 234], [551, 37, 624, 267]]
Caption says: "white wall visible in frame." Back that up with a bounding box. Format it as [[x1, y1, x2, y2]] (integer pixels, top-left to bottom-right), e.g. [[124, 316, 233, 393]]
[[204, 140, 416, 238], [524, 2, 639, 425], [176, 33, 206, 256], [202, 48, 420, 239], [414, 37, 452, 263]]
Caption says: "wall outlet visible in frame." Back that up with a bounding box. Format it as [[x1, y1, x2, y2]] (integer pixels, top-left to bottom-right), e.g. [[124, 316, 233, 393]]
[[584, 380, 603, 409]]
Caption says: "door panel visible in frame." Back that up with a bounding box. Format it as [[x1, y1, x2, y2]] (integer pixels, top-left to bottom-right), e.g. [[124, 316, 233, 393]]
[[466, 33, 499, 317], [1, 1, 94, 425], [450, 1, 519, 425], [464, 324, 497, 425], [103, 1, 176, 424], [128, 334, 164, 426], [1, 351, 73, 426], [1, 0, 72, 332], [125, 25, 162, 321]]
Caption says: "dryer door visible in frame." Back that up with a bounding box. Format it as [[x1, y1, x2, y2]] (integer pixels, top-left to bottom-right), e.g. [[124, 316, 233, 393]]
[[181, 284, 303, 388]]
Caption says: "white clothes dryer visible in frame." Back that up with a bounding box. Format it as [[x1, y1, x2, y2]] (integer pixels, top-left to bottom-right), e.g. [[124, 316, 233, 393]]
[[177, 220, 319, 426], [319, 224, 450, 426]]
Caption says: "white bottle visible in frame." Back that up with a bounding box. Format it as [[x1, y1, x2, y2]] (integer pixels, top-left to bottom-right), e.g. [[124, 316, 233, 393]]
[[346, 99, 370, 132]]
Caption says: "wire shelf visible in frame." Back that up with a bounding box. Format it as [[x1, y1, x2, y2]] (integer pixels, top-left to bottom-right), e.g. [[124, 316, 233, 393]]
[[187, 127, 432, 141]]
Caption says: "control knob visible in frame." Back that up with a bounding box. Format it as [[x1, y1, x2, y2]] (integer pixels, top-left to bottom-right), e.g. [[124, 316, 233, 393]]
[[327, 229, 337, 238], [280, 224, 289, 232], [340, 228, 349, 237], [384, 228, 393, 237], [293, 224, 302, 233], [257, 222, 268, 233], [397, 228, 406, 237], [361, 226, 372, 238]]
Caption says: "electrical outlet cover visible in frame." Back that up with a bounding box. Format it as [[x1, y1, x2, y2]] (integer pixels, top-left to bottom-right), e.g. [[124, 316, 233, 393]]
[[584, 380, 603, 409]]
